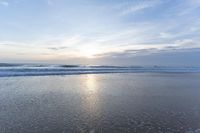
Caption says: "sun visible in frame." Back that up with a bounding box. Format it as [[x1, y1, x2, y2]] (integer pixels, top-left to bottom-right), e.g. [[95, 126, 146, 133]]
[[80, 47, 99, 58]]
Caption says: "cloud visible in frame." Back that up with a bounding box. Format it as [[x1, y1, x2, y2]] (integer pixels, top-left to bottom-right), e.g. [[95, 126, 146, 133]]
[[93, 37, 200, 59], [0, 41, 24, 46], [46, 0, 53, 5], [166, 0, 200, 17], [175, 39, 199, 48], [47, 46, 69, 51], [0, 1, 8, 6], [118, 0, 161, 16], [159, 32, 173, 39], [1, 28, 199, 60], [95, 48, 160, 58]]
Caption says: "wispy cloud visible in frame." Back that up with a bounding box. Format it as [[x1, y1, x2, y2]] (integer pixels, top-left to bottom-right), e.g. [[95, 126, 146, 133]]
[[0, 1, 9, 6], [1, 25, 199, 59], [47, 46, 69, 51], [0, 41, 24, 46], [118, 0, 161, 16], [46, 0, 53, 5], [159, 32, 173, 39], [93, 37, 200, 58]]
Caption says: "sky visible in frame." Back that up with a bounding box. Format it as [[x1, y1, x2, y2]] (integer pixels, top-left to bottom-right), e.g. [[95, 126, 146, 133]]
[[0, 0, 200, 66]]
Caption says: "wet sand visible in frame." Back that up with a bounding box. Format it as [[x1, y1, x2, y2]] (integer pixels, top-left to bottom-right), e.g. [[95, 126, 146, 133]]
[[0, 73, 200, 133]]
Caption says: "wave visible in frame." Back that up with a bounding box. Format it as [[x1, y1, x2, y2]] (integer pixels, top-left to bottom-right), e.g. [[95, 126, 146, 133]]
[[0, 64, 200, 77]]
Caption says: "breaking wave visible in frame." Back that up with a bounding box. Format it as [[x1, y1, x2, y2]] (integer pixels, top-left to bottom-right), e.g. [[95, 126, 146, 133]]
[[0, 63, 200, 77]]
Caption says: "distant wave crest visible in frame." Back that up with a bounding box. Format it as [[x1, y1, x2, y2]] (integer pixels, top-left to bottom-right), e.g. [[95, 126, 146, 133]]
[[0, 63, 200, 77]]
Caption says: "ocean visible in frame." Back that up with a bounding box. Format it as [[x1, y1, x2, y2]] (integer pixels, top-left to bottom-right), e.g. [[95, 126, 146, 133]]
[[0, 64, 200, 132], [0, 63, 200, 77]]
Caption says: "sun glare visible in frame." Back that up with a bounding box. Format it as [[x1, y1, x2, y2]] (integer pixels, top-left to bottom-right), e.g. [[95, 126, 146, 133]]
[[81, 47, 99, 58]]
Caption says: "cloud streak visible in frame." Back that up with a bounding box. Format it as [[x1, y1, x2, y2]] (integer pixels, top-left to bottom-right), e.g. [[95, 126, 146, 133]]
[[116, 0, 161, 16]]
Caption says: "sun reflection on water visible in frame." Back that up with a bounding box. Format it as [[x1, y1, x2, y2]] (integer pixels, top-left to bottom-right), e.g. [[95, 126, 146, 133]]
[[86, 74, 98, 93], [83, 74, 100, 115]]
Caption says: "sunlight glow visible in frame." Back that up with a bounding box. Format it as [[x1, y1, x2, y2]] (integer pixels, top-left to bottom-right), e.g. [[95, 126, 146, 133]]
[[80, 47, 99, 58]]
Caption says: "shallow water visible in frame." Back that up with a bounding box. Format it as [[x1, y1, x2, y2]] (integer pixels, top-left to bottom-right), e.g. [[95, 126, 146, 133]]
[[0, 73, 200, 133]]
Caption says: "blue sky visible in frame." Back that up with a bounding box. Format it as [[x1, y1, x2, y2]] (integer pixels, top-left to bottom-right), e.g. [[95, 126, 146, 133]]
[[0, 0, 200, 65]]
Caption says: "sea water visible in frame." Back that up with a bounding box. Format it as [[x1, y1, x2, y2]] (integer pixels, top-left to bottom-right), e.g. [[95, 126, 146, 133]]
[[0, 72, 200, 132]]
